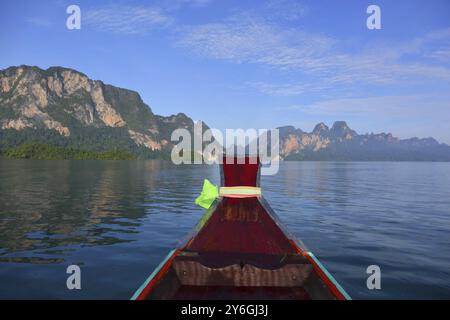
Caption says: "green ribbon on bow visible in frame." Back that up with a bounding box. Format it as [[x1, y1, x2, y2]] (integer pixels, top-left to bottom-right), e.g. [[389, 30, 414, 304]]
[[195, 179, 219, 209]]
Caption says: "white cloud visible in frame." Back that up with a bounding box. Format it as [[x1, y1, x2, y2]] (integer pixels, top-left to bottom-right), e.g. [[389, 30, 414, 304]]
[[84, 5, 173, 35], [142, 0, 213, 12], [263, 0, 308, 21], [280, 94, 450, 118], [248, 81, 328, 96], [279, 94, 450, 143], [177, 13, 450, 94], [177, 14, 334, 68], [426, 49, 450, 62], [183, 0, 213, 7]]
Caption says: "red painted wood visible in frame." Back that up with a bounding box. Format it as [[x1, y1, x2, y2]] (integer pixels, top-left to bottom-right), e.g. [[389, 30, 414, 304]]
[[136, 156, 348, 300], [186, 197, 299, 255], [136, 250, 180, 300], [222, 156, 259, 187]]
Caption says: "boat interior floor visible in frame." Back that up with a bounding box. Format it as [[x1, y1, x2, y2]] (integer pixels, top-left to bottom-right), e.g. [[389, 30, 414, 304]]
[[146, 251, 335, 300]]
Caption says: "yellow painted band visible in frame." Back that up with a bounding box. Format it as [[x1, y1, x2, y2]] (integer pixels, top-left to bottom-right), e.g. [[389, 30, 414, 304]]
[[219, 186, 261, 196]]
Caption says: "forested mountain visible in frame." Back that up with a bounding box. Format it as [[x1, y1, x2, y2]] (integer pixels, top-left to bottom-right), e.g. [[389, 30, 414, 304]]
[[0, 65, 205, 158]]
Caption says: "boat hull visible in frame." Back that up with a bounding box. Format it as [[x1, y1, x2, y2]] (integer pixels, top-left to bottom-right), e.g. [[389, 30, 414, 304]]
[[132, 157, 350, 300]]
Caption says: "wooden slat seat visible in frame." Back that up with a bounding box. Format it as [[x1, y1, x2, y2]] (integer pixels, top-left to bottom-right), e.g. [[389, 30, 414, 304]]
[[173, 260, 313, 287]]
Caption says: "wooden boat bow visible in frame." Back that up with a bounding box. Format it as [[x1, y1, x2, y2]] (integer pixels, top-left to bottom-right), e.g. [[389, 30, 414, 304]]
[[132, 156, 350, 300]]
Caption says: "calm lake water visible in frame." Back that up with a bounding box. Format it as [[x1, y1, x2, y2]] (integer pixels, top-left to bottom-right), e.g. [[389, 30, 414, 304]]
[[0, 160, 449, 299]]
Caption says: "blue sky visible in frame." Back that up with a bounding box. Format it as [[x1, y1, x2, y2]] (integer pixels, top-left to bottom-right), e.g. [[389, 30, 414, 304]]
[[1, 0, 450, 142]]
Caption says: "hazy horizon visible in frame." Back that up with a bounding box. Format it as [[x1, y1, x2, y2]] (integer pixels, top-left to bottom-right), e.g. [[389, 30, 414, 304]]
[[1, 0, 449, 143]]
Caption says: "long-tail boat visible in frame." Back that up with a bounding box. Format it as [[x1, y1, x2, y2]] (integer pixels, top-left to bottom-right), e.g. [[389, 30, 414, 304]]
[[132, 156, 350, 300]]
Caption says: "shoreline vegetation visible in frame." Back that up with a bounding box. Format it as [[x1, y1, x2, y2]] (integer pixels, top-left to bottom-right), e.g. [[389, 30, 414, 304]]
[[0, 142, 203, 161], [0, 143, 136, 160], [1, 143, 450, 162]]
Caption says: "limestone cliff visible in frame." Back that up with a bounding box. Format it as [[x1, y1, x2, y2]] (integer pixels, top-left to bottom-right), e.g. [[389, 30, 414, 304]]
[[0, 65, 205, 156]]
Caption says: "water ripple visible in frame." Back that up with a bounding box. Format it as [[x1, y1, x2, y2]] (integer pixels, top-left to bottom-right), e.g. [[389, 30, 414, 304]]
[[0, 160, 449, 299]]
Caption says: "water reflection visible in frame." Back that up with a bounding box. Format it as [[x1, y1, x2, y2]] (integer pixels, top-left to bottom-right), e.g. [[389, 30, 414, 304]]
[[0, 160, 449, 299], [0, 160, 218, 263]]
